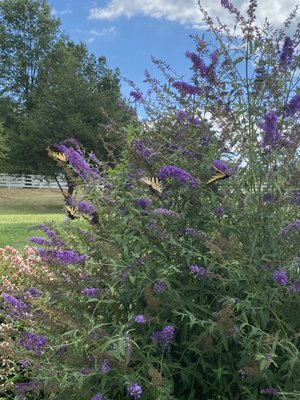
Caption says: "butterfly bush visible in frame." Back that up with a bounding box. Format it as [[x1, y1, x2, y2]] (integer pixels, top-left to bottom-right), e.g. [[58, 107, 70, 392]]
[[1, 1, 300, 399]]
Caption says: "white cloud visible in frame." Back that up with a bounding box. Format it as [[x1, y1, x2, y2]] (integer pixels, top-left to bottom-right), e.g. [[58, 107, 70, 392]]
[[87, 26, 117, 43], [88, 0, 300, 29]]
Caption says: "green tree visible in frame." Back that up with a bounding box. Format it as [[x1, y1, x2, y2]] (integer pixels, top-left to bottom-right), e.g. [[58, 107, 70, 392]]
[[0, 0, 60, 108]]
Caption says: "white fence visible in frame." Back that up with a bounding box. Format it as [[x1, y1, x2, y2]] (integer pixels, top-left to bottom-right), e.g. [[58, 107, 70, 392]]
[[0, 173, 68, 189]]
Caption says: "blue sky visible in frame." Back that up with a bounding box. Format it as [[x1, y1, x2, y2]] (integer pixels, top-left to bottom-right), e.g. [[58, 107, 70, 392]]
[[49, 0, 299, 99]]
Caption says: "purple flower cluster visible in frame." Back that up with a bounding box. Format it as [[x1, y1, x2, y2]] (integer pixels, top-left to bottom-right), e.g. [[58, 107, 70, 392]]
[[263, 193, 274, 202], [279, 36, 294, 71], [212, 159, 229, 172], [134, 197, 151, 209], [282, 219, 300, 235], [77, 201, 96, 214], [29, 237, 51, 246], [289, 279, 300, 292], [132, 139, 156, 160], [57, 144, 101, 181], [260, 387, 278, 396], [185, 51, 208, 76], [173, 81, 202, 96], [158, 165, 198, 187], [20, 332, 48, 355], [291, 191, 300, 205], [81, 287, 100, 298], [176, 110, 188, 122], [214, 207, 225, 217], [273, 270, 288, 285], [134, 314, 147, 324], [190, 265, 208, 278], [127, 383, 143, 399], [91, 393, 104, 400], [259, 111, 282, 148], [15, 381, 41, 398], [151, 325, 175, 350], [101, 359, 111, 374], [25, 288, 42, 297], [130, 90, 143, 102], [2, 293, 28, 314], [284, 94, 300, 117], [153, 281, 166, 294], [185, 227, 203, 237], [38, 249, 86, 265], [153, 208, 179, 218]]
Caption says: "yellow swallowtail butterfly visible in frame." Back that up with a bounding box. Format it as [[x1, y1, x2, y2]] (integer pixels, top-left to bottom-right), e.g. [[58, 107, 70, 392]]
[[139, 176, 163, 196], [206, 164, 229, 185], [47, 148, 67, 163], [65, 205, 80, 220]]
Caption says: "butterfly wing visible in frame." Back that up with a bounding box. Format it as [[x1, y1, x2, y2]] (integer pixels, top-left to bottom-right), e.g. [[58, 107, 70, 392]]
[[48, 148, 67, 163], [66, 206, 80, 220], [206, 165, 229, 185], [139, 177, 163, 196]]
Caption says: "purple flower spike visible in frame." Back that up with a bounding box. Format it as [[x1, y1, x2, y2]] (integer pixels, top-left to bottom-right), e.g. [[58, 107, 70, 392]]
[[273, 270, 288, 286], [173, 81, 202, 96], [153, 281, 166, 294], [134, 197, 151, 209], [2, 293, 28, 314], [279, 36, 294, 71], [158, 165, 198, 187], [134, 314, 147, 324], [151, 325, 175, 350], [212, 160, 228, 172], [190, 265, 207, 278], [127, 383, 143, 399], [91, 394, 104, 400], [284, 94, 300, 117], [81, 288, 99, 298], [20, 332, 48, 355], [101, 359, 111, 374], [259, 112, 282, 148]]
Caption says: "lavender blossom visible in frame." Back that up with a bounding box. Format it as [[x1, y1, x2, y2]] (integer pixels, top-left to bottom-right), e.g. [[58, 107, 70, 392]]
[[173, 81, 202, 96], [259, 111, 282, 148], [153, 281, 166, 294], [77, 201, 96, 214], [289, 279, 300, 292], [291, 191, 300, 205], [282, 219, 300, 235], [260, 387, 278, 396], [214, 207, 225, 217], [151, 325, 175, 350], [130, 90, 143, 102], [176, 110, 188, 122], [127, 383, 143, 399], [134, 197, 151, 209], [185, 227, 203, 237], [134, 314, 147, 324], [20, 332, 48, 355], [91, 394, 104, 400], [284, 94, 300, 116], [25, 288, 41, 297], [263, 193, 274, 202], [81, 288, 100, 298], [279, 36, 294, 71], [2, 293, 28, 314], [15, 381, 41, 398], [190, 265, 208, 278], [185, 51, 208, 76], [132, 139, 156, 160], [273, 270, 288, 286], [38, 249, 86, 265], [158, 165, 198, 187], [212, 159, 229, 172], [29, 237, 51, 246], [101, 359, 111, 373]]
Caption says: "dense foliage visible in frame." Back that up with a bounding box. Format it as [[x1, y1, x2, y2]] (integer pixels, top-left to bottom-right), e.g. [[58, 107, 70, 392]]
[[0, 0, 135, 177], [0, 0, 300, 399]]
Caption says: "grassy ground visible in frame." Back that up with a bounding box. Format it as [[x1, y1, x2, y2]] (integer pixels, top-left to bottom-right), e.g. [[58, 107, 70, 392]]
[[0, 188, 65, 249]]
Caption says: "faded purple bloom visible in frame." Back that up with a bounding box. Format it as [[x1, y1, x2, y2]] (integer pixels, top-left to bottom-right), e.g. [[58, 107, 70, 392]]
[[263, 193, 274, 202], [153, 281, 166, 294], [77, 201, 96, 214], [35, 225, 57, 238], [158, 165, 198, 187], [214, 207, 225, 217], [176, 110, 188, 122], [212, 159, 229, 172], [19, 359, 30, 370], [185, 51, 208, 76], [151, 325, 175, 350], [29, 237, 51, 246], [38, 249, 86, 265], [153, 208, 179, 218], [190, 265, 207, 277], [134, 197, 151, 209], [130, 90, 143, 102], [101, 359, 111, 374], [185, 227, 202, 237], [20, 332, 48, 355], [127, 383, 142, 399], [260, 387, 278, 396], [2, 293, 28, 314], [273, 270, 288, 286], [188, 115, 201, 126], [289, 279, 300, 292], [134, 314, 147, 324], [15, 381, 41, 399], [282, 219, 300, 235], [259, 112, 282, 148], [132, 139, 156, 160], [279, 36, 294, 71], [173, 81, 202, 96], [291, 191, 300, 205], [284, 94, 300, 116], [25, 288, 41, 297], [91, 393, 104, 400], [81, 288, 100, 298]]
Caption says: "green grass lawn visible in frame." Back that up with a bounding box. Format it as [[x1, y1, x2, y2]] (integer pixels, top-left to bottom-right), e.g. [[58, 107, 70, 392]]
[[0, 188, 65, 249]]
